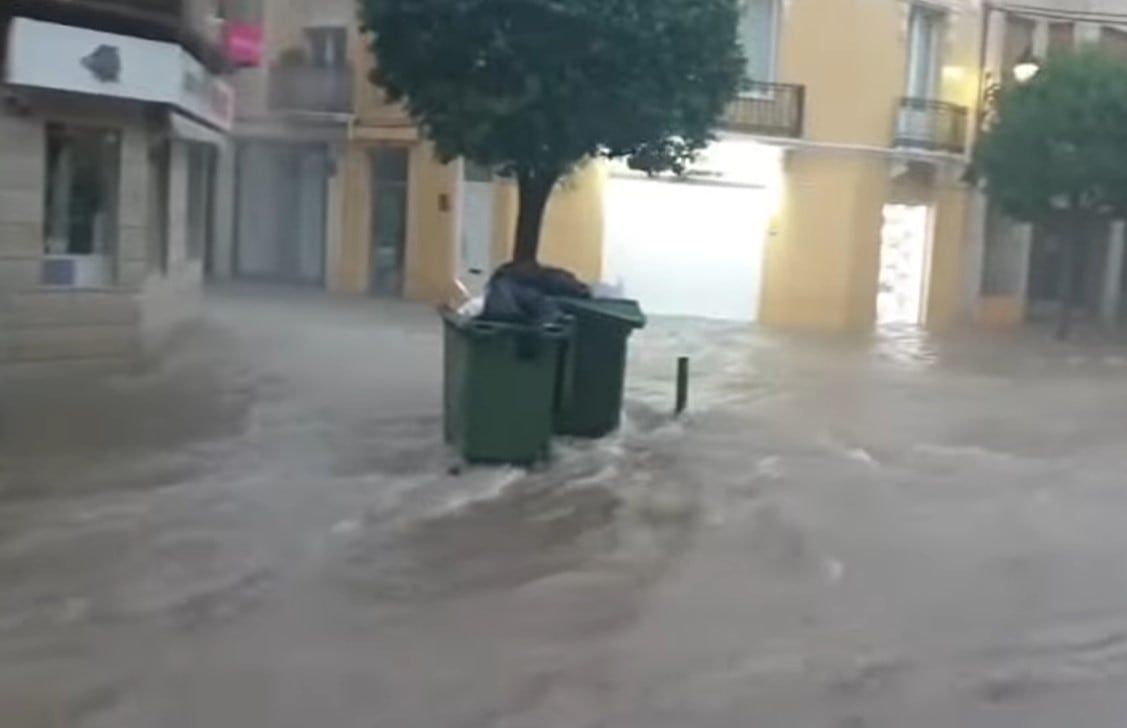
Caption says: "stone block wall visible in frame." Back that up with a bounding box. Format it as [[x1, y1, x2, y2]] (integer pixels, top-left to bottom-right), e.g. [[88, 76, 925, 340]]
[[0, 103, 206, 373], [0, 110, 46, 296]]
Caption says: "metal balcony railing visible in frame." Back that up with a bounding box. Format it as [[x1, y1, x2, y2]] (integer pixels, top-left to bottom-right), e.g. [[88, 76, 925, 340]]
[[268, 64, 353, 115], [720, 80, 805, 138], [894, 97, 969, 154]]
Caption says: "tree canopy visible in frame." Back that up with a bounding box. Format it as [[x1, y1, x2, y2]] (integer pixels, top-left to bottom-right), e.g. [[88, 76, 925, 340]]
[[971, 50, 1127, 338], [972, 50, 1127, 222], [359, 0, 745, 261]]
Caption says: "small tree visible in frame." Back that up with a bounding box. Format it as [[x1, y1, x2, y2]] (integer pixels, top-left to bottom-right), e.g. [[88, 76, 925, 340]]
[[971, 50, 1127, 339], [359, 0, 744, 263]]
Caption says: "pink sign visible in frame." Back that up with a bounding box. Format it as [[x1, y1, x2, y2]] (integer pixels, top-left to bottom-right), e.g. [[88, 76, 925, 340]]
[[223, 23, 263, 67]]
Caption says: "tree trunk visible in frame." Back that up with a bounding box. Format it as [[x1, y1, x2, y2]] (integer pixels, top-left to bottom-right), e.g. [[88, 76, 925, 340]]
[[1055, 212, 1087, 341], [512, 172, 557, 263]]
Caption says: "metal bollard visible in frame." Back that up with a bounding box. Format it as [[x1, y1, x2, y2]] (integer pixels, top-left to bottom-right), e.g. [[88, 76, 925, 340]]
[[675, 356, 689, 416]]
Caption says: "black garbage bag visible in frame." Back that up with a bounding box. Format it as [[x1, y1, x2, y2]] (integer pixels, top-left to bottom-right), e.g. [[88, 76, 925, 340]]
[[481, 275, 564, 361], [492, 261, 591, 299], [482, 275, 561, 325]]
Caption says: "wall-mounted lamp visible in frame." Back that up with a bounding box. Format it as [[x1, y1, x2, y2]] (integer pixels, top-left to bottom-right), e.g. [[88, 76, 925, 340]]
[[1013, 48, 1041, 83]]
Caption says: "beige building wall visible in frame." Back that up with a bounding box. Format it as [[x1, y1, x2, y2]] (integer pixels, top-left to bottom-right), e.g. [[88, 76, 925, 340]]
[[0, 99, 206, 371], [339, 36, 606, 304], [759, 0, 982, 332], [761, 154, 890, 331]]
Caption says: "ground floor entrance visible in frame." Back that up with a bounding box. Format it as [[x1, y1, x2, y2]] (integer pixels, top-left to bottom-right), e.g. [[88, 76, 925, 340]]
[[877, 204, 933, 326], [603, 176, 769, 321], [602, 139, 780, 322], [368, 147, 410, 297], [234, 141, 329, 286], [976, 207, 1127, 328], [1026, 219, 1112, 322]]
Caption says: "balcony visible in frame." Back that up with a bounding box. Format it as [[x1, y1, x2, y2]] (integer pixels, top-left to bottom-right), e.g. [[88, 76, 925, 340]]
[[268, 63, 353, 115], [894, 98, 969, 154], [720, 81, 805, 138]]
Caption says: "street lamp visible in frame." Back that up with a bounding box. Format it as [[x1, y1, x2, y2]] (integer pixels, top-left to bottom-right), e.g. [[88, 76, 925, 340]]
[[1013, 48, 1040, 83]]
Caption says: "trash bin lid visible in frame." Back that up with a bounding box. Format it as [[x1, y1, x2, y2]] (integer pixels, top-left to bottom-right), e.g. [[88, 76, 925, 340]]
[[555, 297, 646, 329], [440, 306, 574, 339]]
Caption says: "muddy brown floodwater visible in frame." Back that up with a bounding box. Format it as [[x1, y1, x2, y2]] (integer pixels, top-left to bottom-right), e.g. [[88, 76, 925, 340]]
[[5, 286, 1127, 727]]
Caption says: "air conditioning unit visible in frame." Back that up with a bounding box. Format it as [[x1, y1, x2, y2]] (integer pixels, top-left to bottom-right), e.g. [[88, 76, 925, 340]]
[[41, 256, 112, 288]]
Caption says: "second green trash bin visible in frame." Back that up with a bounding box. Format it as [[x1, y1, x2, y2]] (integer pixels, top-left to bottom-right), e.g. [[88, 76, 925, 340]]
[[442, 308, 572, 465], [553, 297, 646, 438]]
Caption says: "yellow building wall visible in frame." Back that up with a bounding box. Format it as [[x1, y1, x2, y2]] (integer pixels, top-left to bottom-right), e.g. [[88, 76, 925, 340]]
[[777, 0, 903, 147], [760, 153, 888, 331], [491, 162, 606, 284], [758, 0, 983, 332], [778, 0, 982, 145], [336, 144, 604, 302], [403, 146, 460, 303], [335, 145, 370, 295], [335, 140, 459, 304], [340, 0, 988, 327], [340, 34, 604, 300], [925, 182, 970, 329]]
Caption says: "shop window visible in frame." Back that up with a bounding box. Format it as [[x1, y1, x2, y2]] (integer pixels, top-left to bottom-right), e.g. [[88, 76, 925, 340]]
[[148, 141, 171, 273], [43, 124, 121, 257], [186, 143, 217, 262], [305, 26, 348, 69]]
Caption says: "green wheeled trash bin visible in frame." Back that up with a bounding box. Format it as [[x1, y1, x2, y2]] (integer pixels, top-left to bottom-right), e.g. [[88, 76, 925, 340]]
[[442, 308, 573, 465], [553, 298, 646, 438]]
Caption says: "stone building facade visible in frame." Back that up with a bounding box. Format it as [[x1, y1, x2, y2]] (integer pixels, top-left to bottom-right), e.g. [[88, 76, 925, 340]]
[[0, 1, 231, 374]]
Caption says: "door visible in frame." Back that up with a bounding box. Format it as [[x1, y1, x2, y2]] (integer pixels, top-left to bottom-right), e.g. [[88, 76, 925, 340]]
[[460, 161, 495, 295], [876, 204, 931, 325], [603, 176, 770, 321], [294, 149, 327, 283], [235, 141, 328, 285], [1027, 218, 1108, 320], [370, 147, 410, 296]]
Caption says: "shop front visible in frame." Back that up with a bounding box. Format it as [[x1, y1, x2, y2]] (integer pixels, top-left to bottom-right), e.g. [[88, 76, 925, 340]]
[[0, 16, 232, 366]]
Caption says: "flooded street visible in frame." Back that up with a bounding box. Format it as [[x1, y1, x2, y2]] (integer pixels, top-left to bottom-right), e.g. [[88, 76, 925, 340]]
[[6, 287, 1127, 727]]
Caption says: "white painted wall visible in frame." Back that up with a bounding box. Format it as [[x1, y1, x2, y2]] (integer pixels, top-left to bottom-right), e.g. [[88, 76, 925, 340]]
[[603, 178, 770, 322], [601, 138, 780, 322]]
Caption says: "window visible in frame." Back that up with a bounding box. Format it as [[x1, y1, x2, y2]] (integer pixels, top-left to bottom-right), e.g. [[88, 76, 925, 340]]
[[906, 5, 944, 98], [738, 0, 778, 86], [43, 124, 121, 257], [305, 26, 347, 69], [186, 143, 216, 262], [1002, 16, 1035, 81], [147, 141, 170, 273], [1047, 22, 1074, 58], [1101, 26, 1127, 62]]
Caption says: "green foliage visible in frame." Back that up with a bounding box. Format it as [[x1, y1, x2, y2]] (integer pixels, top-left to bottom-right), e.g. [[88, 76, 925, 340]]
[[358, 0, 745, 181], [971, 50, 1127, 221]]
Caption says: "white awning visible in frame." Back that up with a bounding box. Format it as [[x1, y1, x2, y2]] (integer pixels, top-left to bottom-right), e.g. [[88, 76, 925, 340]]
[[169, 111, 227, 147], [5, 17, 233, 132]]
